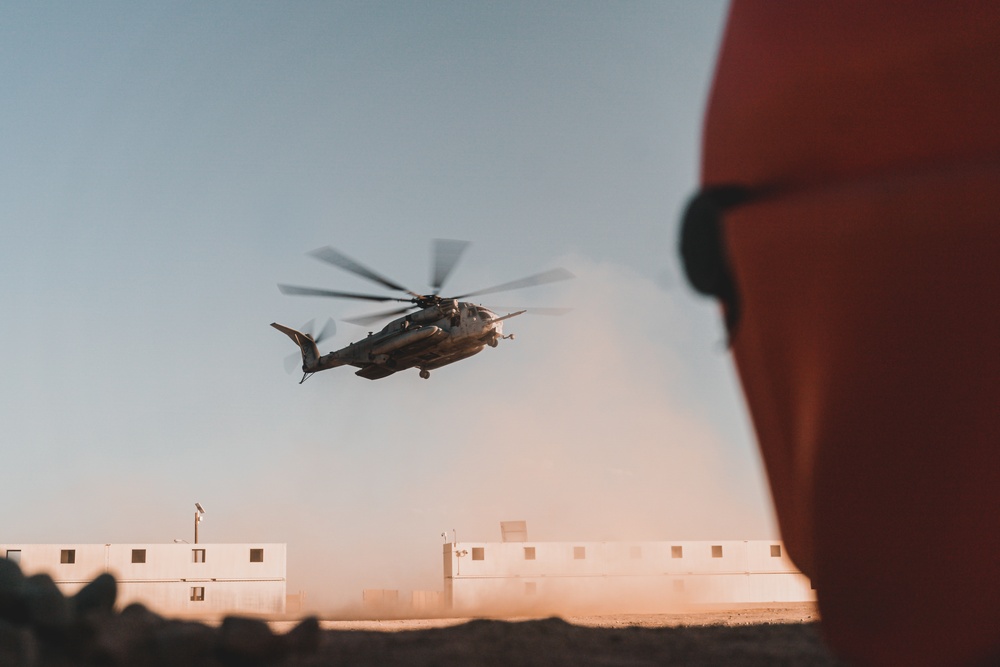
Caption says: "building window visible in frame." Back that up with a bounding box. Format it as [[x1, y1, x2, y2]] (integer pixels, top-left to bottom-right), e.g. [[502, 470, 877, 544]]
[[770, 544, 782, 558], [523, 547, 536, 560], [471, 547, 484, 561], [250, 549, 264, 563], [573, 546, 586, 560], [132, 549, 146, 564], [712, 545, 723, 558], [5, 550, 21, 564], [525, 582, 537, 595], [190, 586, 205, 601], [671, 546, 683, 559], [60, 549, 75, 564], [192, 549, 206, 563], [630, 546, 642, 559]]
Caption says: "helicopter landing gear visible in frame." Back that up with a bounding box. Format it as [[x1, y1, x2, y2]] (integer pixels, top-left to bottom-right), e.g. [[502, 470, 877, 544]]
[[419, 369, 430, 379]]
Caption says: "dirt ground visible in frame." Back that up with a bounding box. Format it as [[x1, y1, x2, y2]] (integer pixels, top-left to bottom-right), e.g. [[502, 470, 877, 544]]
[[274, 601, 821, 632], [268, 603, 844, 666]]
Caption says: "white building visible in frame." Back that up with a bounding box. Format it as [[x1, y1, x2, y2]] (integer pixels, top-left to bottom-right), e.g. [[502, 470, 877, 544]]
[[443, 538, 815, 615], [2, 543, 286, 616]]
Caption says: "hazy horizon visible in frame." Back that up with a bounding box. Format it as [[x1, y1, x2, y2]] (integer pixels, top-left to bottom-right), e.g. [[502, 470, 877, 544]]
[[0, 1, 777, 610]]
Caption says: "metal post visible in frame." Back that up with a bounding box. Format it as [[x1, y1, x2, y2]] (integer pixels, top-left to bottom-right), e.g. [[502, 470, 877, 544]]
[[194, 503, 206, 544]]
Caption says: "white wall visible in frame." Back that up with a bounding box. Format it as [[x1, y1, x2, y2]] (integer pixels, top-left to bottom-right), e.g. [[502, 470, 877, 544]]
[[2, 543, 286, 616], [443, 540, 814, 614]]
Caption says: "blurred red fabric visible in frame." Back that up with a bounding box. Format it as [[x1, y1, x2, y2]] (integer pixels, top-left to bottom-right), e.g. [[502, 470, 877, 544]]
[[701, 3, 1000, 665]]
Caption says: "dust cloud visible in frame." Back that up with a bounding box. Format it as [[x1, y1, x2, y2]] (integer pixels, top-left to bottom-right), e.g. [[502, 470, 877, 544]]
[[278, 256, 777, 615]]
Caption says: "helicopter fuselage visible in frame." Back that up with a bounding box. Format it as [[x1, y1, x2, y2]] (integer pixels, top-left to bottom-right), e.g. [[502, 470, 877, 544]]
[[278, 300, 519, 380]]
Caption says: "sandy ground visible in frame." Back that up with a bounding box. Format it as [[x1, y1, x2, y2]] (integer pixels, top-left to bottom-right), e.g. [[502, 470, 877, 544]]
[[270, 602, 821, 632], [266, 603, 844, 666]]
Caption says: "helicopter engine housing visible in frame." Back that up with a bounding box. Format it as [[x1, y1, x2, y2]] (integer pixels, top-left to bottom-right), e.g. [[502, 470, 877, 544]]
[[371, 326, 445, 356], [408, 300, 458, 324]]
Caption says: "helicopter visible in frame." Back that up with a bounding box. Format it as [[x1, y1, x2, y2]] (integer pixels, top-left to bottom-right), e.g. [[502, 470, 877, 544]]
[[272, 239, 573, 382]]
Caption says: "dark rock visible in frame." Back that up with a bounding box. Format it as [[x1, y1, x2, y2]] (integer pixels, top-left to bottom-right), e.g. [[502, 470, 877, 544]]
[[152, 619, 221, 667], [70, 574, 119, 662], [119, 602, 164, 626], [218, 616, 283, 666], [0, 618, 38, 667], [72, 572, 117, 617], [22, 574, 70, 631], [283, 615, 321, 656], [87, 603, 166, 667], [0, 559, 28, 625], [0, 558, 24, 592], [87, 614, 149, 666]]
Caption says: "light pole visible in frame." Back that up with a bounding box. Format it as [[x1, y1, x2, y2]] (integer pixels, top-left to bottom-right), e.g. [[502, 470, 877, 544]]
[[452, 529, 466, 575], [194, 503, 206, 544]]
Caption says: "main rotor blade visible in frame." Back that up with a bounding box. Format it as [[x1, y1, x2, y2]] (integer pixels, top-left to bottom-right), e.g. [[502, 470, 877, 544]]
[[278, 284, 413, 303], [308, 246, 414, 295], [454, 267, 575, 299], [343, 306, 416, 327], [484, 306, 574, 316], [431, 238, 471, 294]]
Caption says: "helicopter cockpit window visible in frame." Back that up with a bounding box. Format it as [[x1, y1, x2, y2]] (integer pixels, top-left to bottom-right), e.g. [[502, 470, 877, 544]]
[[478, 309, 491, 320]]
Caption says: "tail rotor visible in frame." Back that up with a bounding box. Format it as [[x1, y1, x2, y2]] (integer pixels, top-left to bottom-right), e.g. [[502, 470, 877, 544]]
[[276, 318, 336, 374]]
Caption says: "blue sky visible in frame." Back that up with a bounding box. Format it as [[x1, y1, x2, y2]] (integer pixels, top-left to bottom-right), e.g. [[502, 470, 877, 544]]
[[0, 1, 773, 611]]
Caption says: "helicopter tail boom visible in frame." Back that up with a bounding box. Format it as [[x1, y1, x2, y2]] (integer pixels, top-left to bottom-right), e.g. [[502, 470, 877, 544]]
[[271, 322, 322, 372]]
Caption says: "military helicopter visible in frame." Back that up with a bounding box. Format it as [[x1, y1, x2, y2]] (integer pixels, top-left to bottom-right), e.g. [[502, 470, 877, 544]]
[[272, 239, 573, 382]]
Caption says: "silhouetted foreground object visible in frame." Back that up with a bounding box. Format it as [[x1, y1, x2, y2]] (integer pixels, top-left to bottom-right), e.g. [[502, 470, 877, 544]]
[[0, 557, 320, 666], [684, 2, 1000, 666], [1, 557, 847, 666], [0, 559, 839, 667]]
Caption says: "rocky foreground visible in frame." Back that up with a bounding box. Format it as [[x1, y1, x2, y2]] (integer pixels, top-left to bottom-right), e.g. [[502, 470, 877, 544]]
[[1, 558, 843, 666]]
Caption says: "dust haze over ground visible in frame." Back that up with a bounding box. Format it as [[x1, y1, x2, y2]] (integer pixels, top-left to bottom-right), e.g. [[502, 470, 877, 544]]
[[1, 247, 775, 617], [281, 257, 776, 613]]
